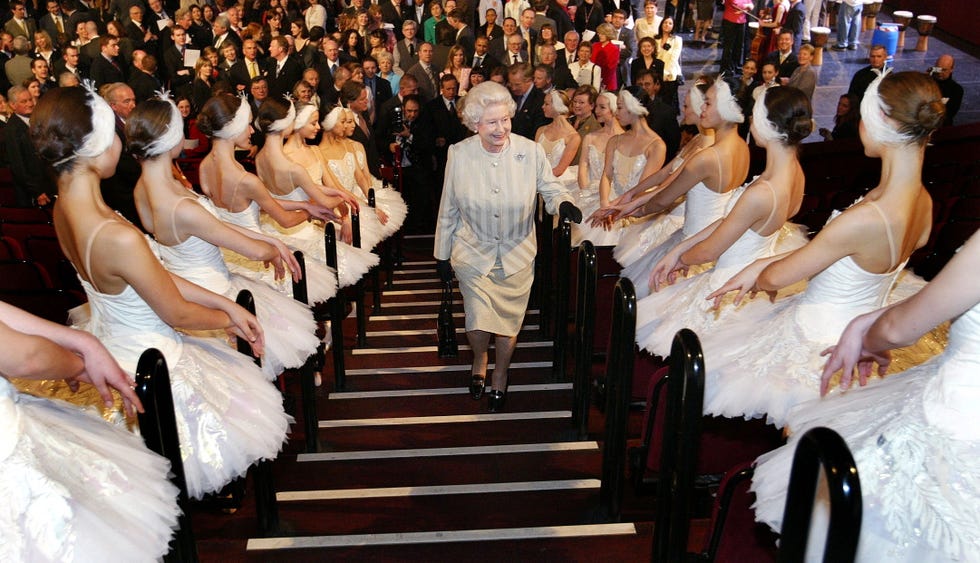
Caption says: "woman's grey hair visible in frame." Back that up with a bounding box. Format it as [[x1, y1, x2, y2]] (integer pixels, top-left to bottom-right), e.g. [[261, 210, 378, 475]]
[[376, 50, 393, 63], [459, 81, 516, 132]]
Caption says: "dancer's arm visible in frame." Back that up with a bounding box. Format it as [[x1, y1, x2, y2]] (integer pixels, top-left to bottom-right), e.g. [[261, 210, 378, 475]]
[[553, 132, 581, 178], [243, 174, 314, 228]]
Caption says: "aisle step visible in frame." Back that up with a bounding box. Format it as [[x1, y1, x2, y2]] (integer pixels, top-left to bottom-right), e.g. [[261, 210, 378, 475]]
[[319, 410, 571, 428], [247, 523, 637, 552], [277, 478, 600, 502], [328, 383, 571, 399], [297, 440, 596, 462], [368, 309, 539, 321], [344, 360, 552, 376], [351, 341, 551, 355], [365, 324, 538, 337]]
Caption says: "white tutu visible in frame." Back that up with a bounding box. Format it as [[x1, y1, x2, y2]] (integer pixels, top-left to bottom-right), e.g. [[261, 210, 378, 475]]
[[368, 182, 408, 243], [155, 229, 321, 379], [0, 378, 180, 562], [572, 184, 628, 247], [74, 283, 293, 500], [617, 212, 690, 299]]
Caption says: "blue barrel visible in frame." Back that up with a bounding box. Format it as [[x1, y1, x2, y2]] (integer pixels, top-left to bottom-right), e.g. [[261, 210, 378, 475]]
[[872, 24, 900, 60]]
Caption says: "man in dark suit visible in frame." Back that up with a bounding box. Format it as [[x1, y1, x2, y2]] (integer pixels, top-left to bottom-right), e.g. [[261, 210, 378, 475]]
[[229, 38, 268, 94], [393, 95, 436, 232], [266, 35, 304, 100], [29, 58, 58, 94], [4, 85, 54, 207], [469, 36, 499, 73], [53, 43, 86, 81], [128, 51, 162, 103], [502, 32, 530, 65], [362, 56, 392, 125], [634, 69, 680, 161], [124, 5, 158, 52], [555, 30, 579, 70], [424, 74, 467, 189], [508, 62, 545, 139], [211, 15, 241, 53], [374, 73, 419, 156], [162, 26, 193, 92], [610, 9, 635, 87], [446, 9, 475, 59], [340, 81, 382, 178], [406, 41, 439, 102], [312, 38, 343, 101], [38, 0, 68, 44], [847, 45, 886, 101], [538, 44, 573, 90], [517, 8, 538, 63], [380, 0, 406, 40], [63, 0, 93, 45], [90, 35, 126, 87], [101, 82, 144, 230], [764, 31, 799, 82]]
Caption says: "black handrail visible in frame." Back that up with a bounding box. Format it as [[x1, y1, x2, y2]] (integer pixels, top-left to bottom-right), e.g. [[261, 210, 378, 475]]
[[291, 251, 320, 454], [351, 211, 368, 348], [597, 277, 637, 522], [536, 197, 554, 338], [368, 188, 383, 314], [233, 290, 280, 536], [704, 463, 756, 562], [134, 348, 198, 563], [552, 218, 572, 382], [778, 427, 862, 563], [653, 328, 706, 562], [572, 240, 597, 440], [324, 222, 347, 391]]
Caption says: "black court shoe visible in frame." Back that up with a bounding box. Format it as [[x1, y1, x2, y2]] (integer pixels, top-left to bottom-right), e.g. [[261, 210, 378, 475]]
[[487, 390, 506, 412], [470, 375, 486, 400]]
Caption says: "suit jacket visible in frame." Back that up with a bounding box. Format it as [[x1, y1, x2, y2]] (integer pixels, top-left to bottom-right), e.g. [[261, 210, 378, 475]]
[[546, 6, 574, 38], [79, 39, 101, 68], [380, 2, 406, 40], [469, 52, 499, 72], [454, 25, 476, 59], [555, 47, 577, 70], [348, 110, 382, 179], [511, 86, 545, 140], [643, 95, 680, 161], [764, 50, 799, 80], [424, 95, 468, 162], [39, 13, 67, 42], [433, 134, 573, 276], [477, 22, 504, 43], [162, 45, 192, 90], [229, 57, 269, 92], [4, 18, 37, 41], [630, 56, 665, 84], [100, 117, 144, 230], [212, 31, 242, 53], [4, 54, 33, 86], [406, 61, 439, 102], [53, 59, 87, 81], [394, 38, 419, 73], [552, 63, 575, 90], [4, 115, 53, 207], [488, 33, 506, 62], [365, 75, 393, 118], [267, 54, 304, 99], [128, 69, 161, 103], [90, 54, 126, 87]]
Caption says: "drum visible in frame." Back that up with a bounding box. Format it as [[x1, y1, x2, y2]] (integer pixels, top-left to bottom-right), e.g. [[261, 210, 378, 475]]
[[893, 10, 913, 51], [916, 15, 936, 52], [871, 23, 899, 61], [828, 0, 841, 28], [811, 26, 831, 66], [863, 0, 882, 31]]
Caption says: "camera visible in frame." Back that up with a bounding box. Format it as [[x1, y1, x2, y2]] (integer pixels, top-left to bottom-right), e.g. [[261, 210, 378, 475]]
[[929, 66, 943, 76]]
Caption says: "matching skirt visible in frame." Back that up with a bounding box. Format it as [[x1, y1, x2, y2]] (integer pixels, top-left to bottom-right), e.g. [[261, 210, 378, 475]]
[[454, 259, 534, 337]]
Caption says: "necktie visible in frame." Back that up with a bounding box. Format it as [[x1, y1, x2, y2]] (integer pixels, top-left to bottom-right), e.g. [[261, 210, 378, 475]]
[[474, 55, 482, 67], [249, 60, 257, 78], [409, 42, 415, 57], [512, 53, 519, 63], [448, 99, 455, 114], [423, 65, 435, 89], [55, 16, 63, 34], [111, 57, 121, 72], [330, 62, 337, 75]]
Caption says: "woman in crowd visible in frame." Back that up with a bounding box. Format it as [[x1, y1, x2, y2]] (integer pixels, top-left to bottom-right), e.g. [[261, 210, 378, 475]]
[[191, 57, 214, 112], [534, 24, 563, 63], [177, 95, 210, 157], [569, 42, 602, 90], [761, 0, 789, 57], [263, 9, 284, 39], [32, 30, 59, 66], [736, 58, 760, 138], [292, 79, 315, 105], [700, 71, 943, 427], [442, 44, 472, 95], [694, 0, 715, 44], [635, 86, 811, 357], [591, 22, 619, 92], [425, 0, 445, 45], [594, 78, 748, 300], [129, 96, 322, 379], [574, 0, 604, 34], [634, 0, 661, 40], [341, 28, 366, 61], [751, 228, 979, 562], [377, 51, 402, 92], [435, 81, 581, 412], [819, 93, 860, 141], [35, 85, 291, 499], [786, 43, 817, 101], [656, 16, 682, 113], [630, 36, 665, 87], [0, 301, 179, 561], [572, 91, 625, 246], [536, 90, 581, 187], [367, 29, 388, 60]]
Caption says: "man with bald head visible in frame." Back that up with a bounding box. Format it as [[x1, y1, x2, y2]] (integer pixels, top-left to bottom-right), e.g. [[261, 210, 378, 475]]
[[930, 55, 962, 126]]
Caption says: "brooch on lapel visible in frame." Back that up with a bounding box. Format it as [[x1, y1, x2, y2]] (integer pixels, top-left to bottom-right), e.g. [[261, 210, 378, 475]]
[[514, 152, 526, 162]]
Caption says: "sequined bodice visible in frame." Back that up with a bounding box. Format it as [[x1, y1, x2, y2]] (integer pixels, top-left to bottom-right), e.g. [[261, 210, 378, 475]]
[[682, 182, 734, 236], [539, 136, 567, 169], [611, 150, 646, 197], [325, 153, 357, 191], [586, 144, 604, 188]]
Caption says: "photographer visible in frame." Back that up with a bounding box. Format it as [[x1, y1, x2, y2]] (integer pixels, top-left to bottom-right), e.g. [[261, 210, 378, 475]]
[[929, 55, 962, 126]]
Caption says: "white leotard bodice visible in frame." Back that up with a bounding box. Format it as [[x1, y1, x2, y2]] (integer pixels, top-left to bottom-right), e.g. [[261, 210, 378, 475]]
[[213, 200, 262, 232], [713, 182, 781, 274], [682, 182, 734, 237], [611, 149, 647, 198], [539, 136, 567, 170]]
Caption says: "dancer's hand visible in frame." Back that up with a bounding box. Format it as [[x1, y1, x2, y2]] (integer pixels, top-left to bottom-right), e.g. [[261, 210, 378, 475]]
[[705, 259, 775, 310], [650, 248, 687, 292], [819, 309, 891, 396], [375, 206, 389, 225], [225, 306, 265, 357], [264, 239, 302, 283], [69, 334, 143, 417]]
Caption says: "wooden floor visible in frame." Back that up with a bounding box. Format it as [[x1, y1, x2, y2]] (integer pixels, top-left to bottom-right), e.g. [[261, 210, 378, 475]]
[[188, 235, 718, 562]]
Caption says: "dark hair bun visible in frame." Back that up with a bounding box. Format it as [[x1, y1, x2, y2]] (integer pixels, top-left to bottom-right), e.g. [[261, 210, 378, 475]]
[[915, 99, 945, 134], [30, 86, 94, 174], [126, 99, 178, 159], [764, 86, 813, 146], [196, 94, 241, 138], [256, 98, 290, 134]]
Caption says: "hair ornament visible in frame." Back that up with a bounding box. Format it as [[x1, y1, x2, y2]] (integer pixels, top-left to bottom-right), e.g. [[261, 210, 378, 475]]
[[548, 89, 568, 115], [54, 79, 116, 166], [714, 75, 744, 123], [321, 105, 344, 132], [751, 88, 788, 144], [268, 97, 297, 132], [860, 68, 914, 146], [214, 94, 252, 139], [619, 88, 649, 117], [293, 102, 318, 130], [141, 89, 185, 157]]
